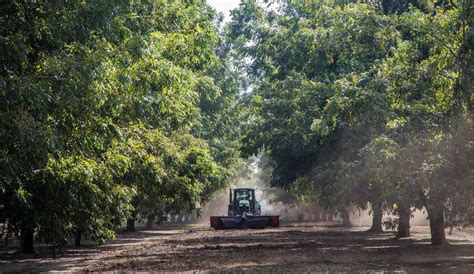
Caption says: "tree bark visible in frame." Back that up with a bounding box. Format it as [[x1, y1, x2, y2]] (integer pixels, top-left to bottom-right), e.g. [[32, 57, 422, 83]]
[[20, 224, 34, 253], [396, 206, 411, 239], [126, 211, 137, 232], [427, 204, 448, 245], [320, 212, 326, 221], [126, 219, 136, 232], [341, 208, 352, 227], [146, 215, 155, 229], [314, 211, 320, 222], [368, 202, 383, 232], [328, 211, 334, 222], [74, 230, 82, 247]]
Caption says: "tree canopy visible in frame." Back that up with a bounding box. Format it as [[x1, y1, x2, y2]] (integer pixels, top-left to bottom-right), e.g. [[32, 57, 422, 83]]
[[1, 0, 243, 251], [228, 0, 473, 245]]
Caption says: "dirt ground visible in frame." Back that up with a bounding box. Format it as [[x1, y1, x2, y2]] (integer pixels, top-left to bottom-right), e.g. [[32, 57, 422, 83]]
[[0, 222, 473, 272]]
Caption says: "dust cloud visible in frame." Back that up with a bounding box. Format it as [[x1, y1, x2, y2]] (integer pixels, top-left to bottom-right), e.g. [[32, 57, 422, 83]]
[[196, 156, 430, 227]]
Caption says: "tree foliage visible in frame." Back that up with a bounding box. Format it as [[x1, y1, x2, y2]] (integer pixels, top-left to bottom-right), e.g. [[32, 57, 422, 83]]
[[1, 0, 242, 251], [229, 0, 473, 245]]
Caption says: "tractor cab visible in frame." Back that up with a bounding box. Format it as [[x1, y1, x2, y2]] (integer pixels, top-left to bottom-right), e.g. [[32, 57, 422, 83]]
[[228, 188, 261, 217]]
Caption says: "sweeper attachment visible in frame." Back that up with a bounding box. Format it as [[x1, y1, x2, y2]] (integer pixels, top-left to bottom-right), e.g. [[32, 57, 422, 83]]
[[210, 188, 279, 229]]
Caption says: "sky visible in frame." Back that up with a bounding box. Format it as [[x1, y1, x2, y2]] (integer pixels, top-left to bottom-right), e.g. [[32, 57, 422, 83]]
[[207, 0, 241, 21]]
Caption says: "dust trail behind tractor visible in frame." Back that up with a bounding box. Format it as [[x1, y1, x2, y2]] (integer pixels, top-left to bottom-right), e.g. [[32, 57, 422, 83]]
[[210, 188, 279, 229]]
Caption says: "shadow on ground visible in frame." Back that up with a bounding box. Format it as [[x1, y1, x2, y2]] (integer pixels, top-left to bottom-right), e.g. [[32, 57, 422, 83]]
[[1, 223, 473, 272]]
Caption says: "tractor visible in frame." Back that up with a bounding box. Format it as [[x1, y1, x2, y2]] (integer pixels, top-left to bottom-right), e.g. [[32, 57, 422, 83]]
[[210, 188, 279, 229]]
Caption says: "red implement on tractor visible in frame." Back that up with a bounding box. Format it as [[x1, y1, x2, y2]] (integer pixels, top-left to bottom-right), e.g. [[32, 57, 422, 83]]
[[210, 188, 279, 229]]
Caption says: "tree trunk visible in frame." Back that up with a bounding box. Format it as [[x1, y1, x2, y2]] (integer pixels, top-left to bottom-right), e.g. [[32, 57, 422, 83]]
[[341, 208, 352, 227], [74, 230, 82, 247], [126, 210, 137, 232], [20, 225, 34, 253], [126, 219, 136, 232], [396, 206, 411, 239], [321, 212, 327, 221], [368, 202, 383, 232], [314, 211, 320, 222], [146, 215, 155, 229], [328, 212, 334, 222], [427, 204, 448, 246]]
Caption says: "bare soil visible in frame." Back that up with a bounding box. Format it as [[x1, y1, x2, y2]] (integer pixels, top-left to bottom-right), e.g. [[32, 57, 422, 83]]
[[1, 222, 473, 272]]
